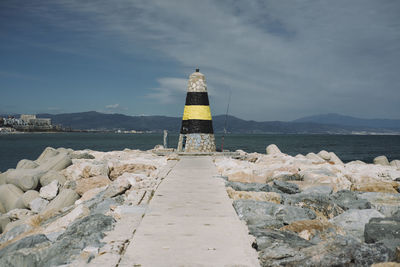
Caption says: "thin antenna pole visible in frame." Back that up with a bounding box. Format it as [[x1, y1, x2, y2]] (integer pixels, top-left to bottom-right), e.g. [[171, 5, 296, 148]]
[[221, 89, 231, 152]]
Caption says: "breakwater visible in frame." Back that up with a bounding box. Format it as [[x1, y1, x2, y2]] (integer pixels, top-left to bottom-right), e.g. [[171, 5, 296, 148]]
[[0, 144, 399, 266]]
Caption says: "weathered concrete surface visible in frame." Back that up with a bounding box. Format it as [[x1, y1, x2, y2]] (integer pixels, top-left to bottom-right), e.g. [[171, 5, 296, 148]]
[[119, 156, 259, 267]]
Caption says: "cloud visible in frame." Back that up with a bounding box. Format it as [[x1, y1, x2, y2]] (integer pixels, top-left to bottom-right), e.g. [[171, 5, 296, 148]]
[[4, 0, 400, 120], [146, 77, 187, 104], [105, 103, 120, 109]]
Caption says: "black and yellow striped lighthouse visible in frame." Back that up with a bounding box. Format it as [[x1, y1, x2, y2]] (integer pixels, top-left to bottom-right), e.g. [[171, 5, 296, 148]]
[[177, 68, 216, 152]]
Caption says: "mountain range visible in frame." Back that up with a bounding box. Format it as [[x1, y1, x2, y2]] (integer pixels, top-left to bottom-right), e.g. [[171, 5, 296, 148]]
[[22, 111, 399, 134]]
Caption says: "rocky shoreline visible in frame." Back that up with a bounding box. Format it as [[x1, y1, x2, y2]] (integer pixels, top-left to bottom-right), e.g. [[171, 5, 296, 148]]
[[1, 144, 400, 266], [216, 144, 400, 266], [0, 147, 175, 266]]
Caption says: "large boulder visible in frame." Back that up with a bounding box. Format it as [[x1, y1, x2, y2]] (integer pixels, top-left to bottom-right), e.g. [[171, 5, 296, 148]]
[[39, 214, 115, 266], [317, 150, 331, 161], [351, 181, 398, 193], [364, 217, 400, 243], [331, 190, 371, 210], [358, 192, 400, 217], [266, 144, 281, 155], [0, 184, 25, 212], [0, 234, 51, 266], [329, 152, 344, 165], [102, 174, 135, 198], [259, 235, 393, 266], [329, 209, 384, 240], [5, 169, 44, 191], [273, 180, 300, 194], [374, 155, 390, 166], [29, 198, 49, 213], [63, 160, 109, 181], [226, 187, 281, 204], [109, 163, 156, 180], [251, 227, 312, 252], [41, 189, 79, 214], [39, 170, 66, 187], [0, 214, 114, 267], [15, 190, 40, 209], [35, 147, 59, 164], [365, 217, 400, 247], [16, 159, 39, 169], [39, 180, 59, 201], [37, 152, 72, 172], [284, 193, 344, 219], [75, 175, 111, 196], [233, 200, 316, 227]]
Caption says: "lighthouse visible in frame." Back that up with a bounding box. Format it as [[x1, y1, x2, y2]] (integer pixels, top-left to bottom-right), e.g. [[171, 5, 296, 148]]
[[177, 68, 216, 152]]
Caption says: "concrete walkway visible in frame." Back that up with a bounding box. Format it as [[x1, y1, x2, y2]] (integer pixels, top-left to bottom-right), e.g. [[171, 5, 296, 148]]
[[119, 156, 259, 267]]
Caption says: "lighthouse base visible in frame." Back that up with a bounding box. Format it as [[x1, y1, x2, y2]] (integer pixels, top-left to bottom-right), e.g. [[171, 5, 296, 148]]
[[177, 133, 216, 152]]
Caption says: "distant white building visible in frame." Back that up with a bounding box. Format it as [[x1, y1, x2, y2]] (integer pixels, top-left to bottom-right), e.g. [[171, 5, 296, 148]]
[[20, 114, 51, 126], [20, 114, 37, 124]]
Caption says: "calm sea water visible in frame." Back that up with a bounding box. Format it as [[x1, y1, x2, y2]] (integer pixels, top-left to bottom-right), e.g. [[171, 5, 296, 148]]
[[1, 133, 400, 172]]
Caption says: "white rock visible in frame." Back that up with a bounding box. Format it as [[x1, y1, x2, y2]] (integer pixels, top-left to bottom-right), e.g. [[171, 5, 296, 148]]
[[115, 172, 137, 187], [373, 155, 390, 166], [29, 198, 49, 213], [63, 160, 109, 180], [317, 150, 331, 161], [266, 144, 281, 155], [305, 153, 325, 163], [36, 147, 59, 164], [329, 152, 344, 165], [16, 159, 39, 169], [39, 180, 59, 200], [390, 160, 400, 169]]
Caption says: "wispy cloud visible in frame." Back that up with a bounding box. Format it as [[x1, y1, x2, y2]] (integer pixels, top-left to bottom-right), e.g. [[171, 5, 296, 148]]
[[105, 103, 120, 109], [146, 77, 187, 104]]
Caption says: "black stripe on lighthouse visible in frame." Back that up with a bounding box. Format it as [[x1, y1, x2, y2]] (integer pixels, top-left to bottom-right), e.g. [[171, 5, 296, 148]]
[[180, 120, 214, 134], [185, 92, 210, 106]]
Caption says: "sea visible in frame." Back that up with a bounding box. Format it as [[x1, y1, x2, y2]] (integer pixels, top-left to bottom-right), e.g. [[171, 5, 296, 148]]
[[1, 133, 400, 172]]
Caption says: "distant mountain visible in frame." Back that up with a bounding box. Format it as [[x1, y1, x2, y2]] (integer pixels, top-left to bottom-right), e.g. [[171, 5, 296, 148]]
[[293, 113, 400, 129], [37, 111, 181, 132], [29, 111, 400, 134]]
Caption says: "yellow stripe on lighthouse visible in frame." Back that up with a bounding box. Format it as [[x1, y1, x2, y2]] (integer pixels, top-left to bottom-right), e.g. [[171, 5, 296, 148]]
[[182, 105, 212, 121]]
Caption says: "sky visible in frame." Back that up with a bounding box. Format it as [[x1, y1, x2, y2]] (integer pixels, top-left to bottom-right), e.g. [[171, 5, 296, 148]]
[[0, 0, 399, 121]]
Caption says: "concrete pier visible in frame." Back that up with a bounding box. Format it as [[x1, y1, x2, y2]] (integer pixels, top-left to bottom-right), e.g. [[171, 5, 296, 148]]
[[119, 156, 259, 266]]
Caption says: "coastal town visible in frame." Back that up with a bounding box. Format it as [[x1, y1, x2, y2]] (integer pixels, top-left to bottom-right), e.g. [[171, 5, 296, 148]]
[[0, 114, 59, 133]]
